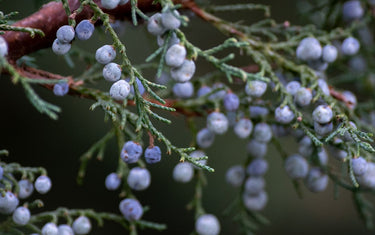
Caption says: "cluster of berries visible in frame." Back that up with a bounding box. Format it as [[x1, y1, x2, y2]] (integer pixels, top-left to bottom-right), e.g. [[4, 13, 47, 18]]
[[37, 216, 91, 235]]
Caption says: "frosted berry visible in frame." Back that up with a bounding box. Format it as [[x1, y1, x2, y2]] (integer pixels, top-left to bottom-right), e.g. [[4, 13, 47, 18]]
[[223, 93, 240, 111], [58, 224, 74, 235], [173, 162, 194, 183], [295, 87, 312, 106], [127, 167, 151, 191], [0, 36, 8, 57], [75, 20, 95, 40], [343, 1, 363, 21], [195, 214, 221, 235], [284, 154, 309, 179], [296, 37, 322, 61], [242, 190, 268, 211], [352, 157, 368, 176], [234, 118, 253, 139], [322, 45, 338, 63], [341, 37, 360, 55], [225, 165, 245, 187], [246, 139, 267, 158], [314, 121, 333, 136], [275, 105, 294, 124], [145, 146, 162, 164], [72, 216, 91, 235], [103, 63, 122, 82], [105, 173, 121, 191], [245, 80, 267, 98], [172, 82, 194, 98], [95, 45, 116, 64], [52, 39, 71, 55], [120, 141, 143, 163], [56, 25, 75, 43], [12, 206, 30, 225], [119, 198, 143, 221], [101, 0, 120, 9], [34, 175, 52, 194], [285, 81, 301, 96], [147, 13, 166, 36], [253, 122, 272, 143], [170, 59, 196, 82], [18, 179, 34, 199], [196, 128, 215, 149], [0, 191, 19, 214], [312, 105, 333, 124], [304, 167, 329, 193], [247, 159, 268, 176], [110, 80, 131, 100], [161, 10, 181, 30], [41, 222, 58, 235], [207, 112, 229, 135], [244, 177, 265, 195], [53, 82, 69, 96], [165, 44, 186, 67]]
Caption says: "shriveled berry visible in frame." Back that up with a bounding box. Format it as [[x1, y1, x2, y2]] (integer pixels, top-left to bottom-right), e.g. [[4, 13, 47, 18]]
[[144, 146, 162, 164], [119, 198, 143, 221], [120, 141, 143, 163]]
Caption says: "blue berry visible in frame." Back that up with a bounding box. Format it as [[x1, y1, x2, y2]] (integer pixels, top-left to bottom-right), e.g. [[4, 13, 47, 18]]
[[356, 163, 375, 189], [165, 44, 186, 67], [343, 1, 363, 21], [314, 121, 333, 136], [296, 37, 322, 61], [317, 148, 329, 165], [253, 123, 272, 143], [119, 0, 129, 5], [56, 25, 75, 43], [195, 214, 221, 235], [352, 157, 368, 176], [312, 105, 333, 124], [0, 191, 19, 214], [197, 86, 212, 97], [12, 206, 30, 225], [155, 71, 170, 85], [53, 82, 69, 96], [209, 83, 227, 100], [275, 105, 294, 124], [157, 32, 180, 47], [342, 90, 357, 110], [127, 167, 151, 191], [41, 222, 58, 235], [0, 166, 3, 180], [120, 141, 143, 163], [285, 81, 301, 96], [75, 20, 95, 41], [52, 39, 71, 55], [72, 216, 91, 235], [246, 139, 267, 158], [119, 198, 143, 221], [322, 45, 338, 63], [105, 173, 121, 190], [58, 224, 74, 235], [234, 118, 253, 139], [127, 77, 145, 96], [225, 165, 245, 187], [207, 112, 229, 135], [103, 63, 122, 82], [145, 146, 162, 164], [173, 162, 194, 183], [110, 80, 131, 100], [284, 154, 309, 179], [161, 10, 181, 30], [34, 175, 52, 194], [18, 179, 34, 199], [304, 168, 328, 193], [244, 177, 265, 195], [318, 78, 330, 96], [172, 82, 194, 98], [196, 128, 215, 149], [298, 136, 313, 158], [0, 36, 8, 57], [95, 45, 116, 64], [101, 0, 120, 9], [223, 93, 240, 111], [147, 13, 166, 36], [242, 190, 268, 211], [295, 87, 312, 106], [341, 37, 360, 55], [170, 59, 196, 82], [247, 159, 268, 176], [249, 106, 269, 118], [307, 59, 328, 71], [245, 80, 267, 98]]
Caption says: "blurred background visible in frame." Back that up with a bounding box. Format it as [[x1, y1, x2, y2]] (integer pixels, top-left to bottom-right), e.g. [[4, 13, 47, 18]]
[[0, 0, 374, 234]]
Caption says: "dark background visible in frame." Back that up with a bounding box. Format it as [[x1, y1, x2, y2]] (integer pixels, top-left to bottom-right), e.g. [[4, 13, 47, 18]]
[[0, 0, 373, 234]]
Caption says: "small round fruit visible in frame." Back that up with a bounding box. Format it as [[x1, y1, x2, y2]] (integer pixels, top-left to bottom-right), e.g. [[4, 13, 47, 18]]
[[312, 105, 333, 124], [245, 80, 267, 98], [242, 190, 268, 211], [56, 25, 75, 43], [109, 80, 131, 100], [322, 45, 338, 63], [101, 0, 120, 9], [341, 37, 360, 56], [284, 154, 309, 179], [41, 222, 58, 235], [53, 82, 69, 96], [0, 36, 8, 57], [103, 63, 122, 82], [195, 214, 220, 235], [226, 165, 245, 187], [165, 44, 186, 67], [247, 159, 268, 176], [296, 37, 322, 61], [18, 179, 34, 199], [173, 162, 194, 183], [207, 112, 229, 135], [119, 198, 143, 221], [34, 175, 52, 194], [196, 128, 215, 149], [127, 167, 151, 191], [170, 59, 196, 82], [144, 146, 162, 164], [95, 45, 116, 64], [72, 216, 91, 235], [147, 13, 166, 36], [161, 10, 181, 30], [75, 20, 95, 41], [275, 105, 294, 124], [253, 123, 272, 143], [12, 206, 30, 225], [234, 118, 253, 139], [105, 173, 121, 190], [172, 82, 194, 98], [52, 39, 71, 55], [120, 141, 143, 163]]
